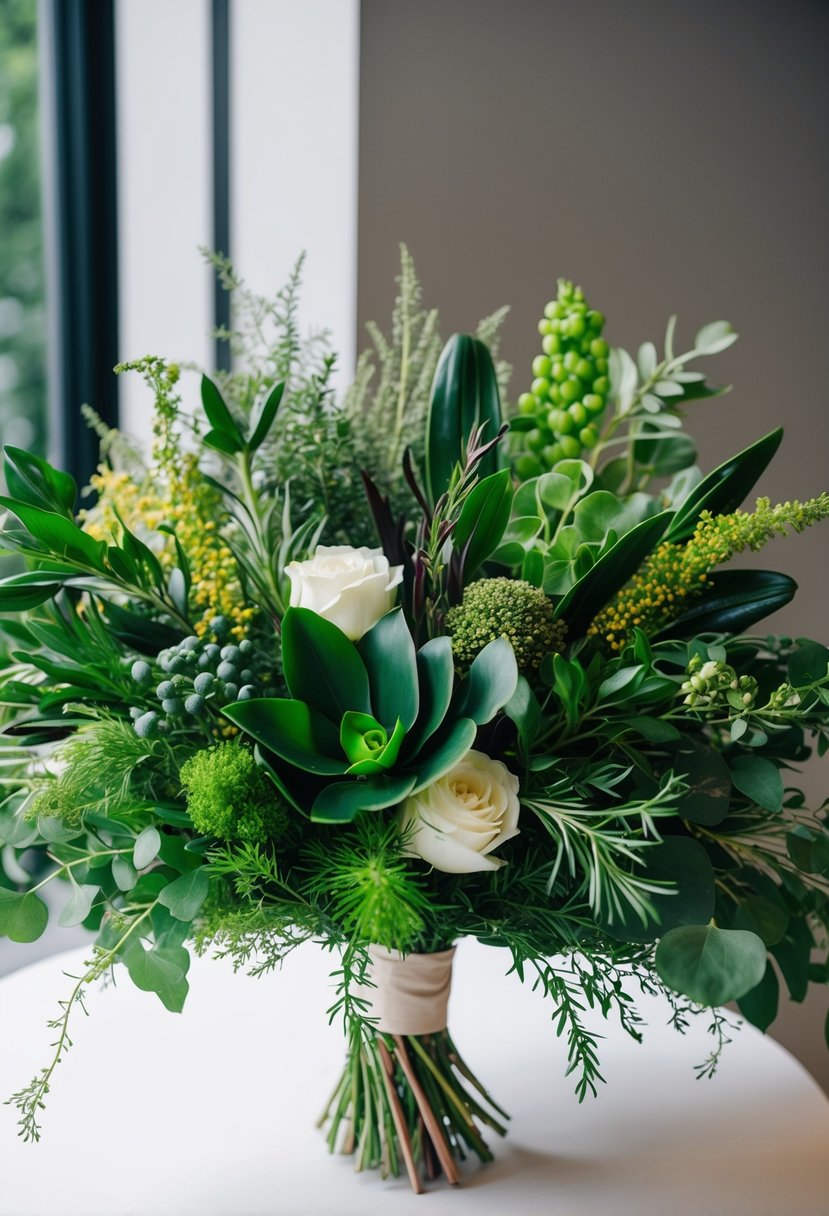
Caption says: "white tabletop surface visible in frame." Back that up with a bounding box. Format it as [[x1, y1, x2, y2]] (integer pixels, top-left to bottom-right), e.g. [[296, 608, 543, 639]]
[[0, 937, 826, 1216]]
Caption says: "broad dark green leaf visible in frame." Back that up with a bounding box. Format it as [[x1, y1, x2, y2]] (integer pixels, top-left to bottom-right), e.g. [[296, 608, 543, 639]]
[[554, 511, 673, 635], [407, 717, 478, 794], [729, 754, 783, 813], [633, 430, 697, 476], [425, 334, 502, 504], [737, 961, 779, 1032], [734, 895, 788, 946], [0, 887, 49, 942], [787, 641, 829, 689], [456, 636, 518, 725], [770, 917, 814, 1002], [655, 923, 767, 1005], [0, 498, 106, 567], [158, 868, 210, 921], [408, 637, 455, 755], [656, 569, 796, 639], [281, 607, 371, 720], [786, 825, 829, 877], [453, 469, 513, 578], [3, 446, 76, 516], [0, 572, 60, 610], [665, 429, 783, 542], [203, 428, 244, 456], [675, 742, 731, 825], [247, 381, 285, 452], [223, 698, 347, 775], [200, 375, 244, 448], [601, 836, 715, 943], [310, 773, 417, 823], [358, 608, 419, 730]]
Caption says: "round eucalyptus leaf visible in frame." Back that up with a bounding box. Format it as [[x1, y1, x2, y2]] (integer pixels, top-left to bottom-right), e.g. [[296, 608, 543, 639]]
[[655, 923, 767, 1006]]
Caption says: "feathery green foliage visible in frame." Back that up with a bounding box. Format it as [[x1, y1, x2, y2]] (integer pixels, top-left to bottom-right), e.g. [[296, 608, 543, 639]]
[[180, 742, 289, 843]]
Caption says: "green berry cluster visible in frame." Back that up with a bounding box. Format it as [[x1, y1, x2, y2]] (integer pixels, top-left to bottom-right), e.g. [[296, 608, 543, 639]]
[[680, 656, 758, 712], [180, 740, 289, 844], [446, 577, 567, 673], [511, 279, 609, 479], [129, 616, 259, 737]]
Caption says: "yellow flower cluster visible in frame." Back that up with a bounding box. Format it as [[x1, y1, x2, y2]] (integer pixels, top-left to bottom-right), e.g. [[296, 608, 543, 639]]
[[82, 458, 252, 640], [589, 494, 829, 651]]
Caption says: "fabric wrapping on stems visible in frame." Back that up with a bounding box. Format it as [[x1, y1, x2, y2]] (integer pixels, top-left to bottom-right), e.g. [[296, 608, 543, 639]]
[[363, 945, 456, 1035]]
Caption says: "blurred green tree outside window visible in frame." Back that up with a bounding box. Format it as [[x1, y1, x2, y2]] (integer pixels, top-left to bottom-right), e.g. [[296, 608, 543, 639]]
[[0, 0, 46, 460]]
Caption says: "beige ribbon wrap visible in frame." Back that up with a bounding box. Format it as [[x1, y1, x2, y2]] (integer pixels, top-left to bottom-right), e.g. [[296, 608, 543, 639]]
[[362, 945, 456, 1035]]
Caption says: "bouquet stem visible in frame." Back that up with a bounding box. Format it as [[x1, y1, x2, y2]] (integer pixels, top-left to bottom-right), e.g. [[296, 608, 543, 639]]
[[319, 1026, 508, 1192]]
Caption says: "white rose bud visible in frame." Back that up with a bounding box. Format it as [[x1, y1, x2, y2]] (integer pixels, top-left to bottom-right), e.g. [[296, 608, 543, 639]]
[[399, 750, 520, 874], [285, 545, 404, 640]]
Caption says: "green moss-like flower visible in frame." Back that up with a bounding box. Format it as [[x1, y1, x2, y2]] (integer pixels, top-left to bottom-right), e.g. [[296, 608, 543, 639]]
[[446, 578, 566, 672], [180, 742, 289, 844]]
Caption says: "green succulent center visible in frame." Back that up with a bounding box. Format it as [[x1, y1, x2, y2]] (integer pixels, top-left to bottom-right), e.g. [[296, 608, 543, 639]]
[[363, 728, 387, 753]]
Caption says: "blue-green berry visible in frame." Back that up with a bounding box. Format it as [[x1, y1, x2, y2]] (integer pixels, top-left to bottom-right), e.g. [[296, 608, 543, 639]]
[[131, 660, 153, 685], [134, 711, 160, 738], [162, 697, 183, 715], [220, 644, 241, 663], [181, 635, 200, 651], [185, 694, 206, 715], [193, 672, 214, 696], [210, 616, 230, 637], [238, 685, 255, 700], [156, 680, 175, 700], [240, 669, 254, 684], [239, 639, 253, 655], [217, 660, 237, 681]]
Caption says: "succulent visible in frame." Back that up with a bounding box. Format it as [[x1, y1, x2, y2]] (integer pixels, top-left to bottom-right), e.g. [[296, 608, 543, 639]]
[[224, 606, 518, 823]]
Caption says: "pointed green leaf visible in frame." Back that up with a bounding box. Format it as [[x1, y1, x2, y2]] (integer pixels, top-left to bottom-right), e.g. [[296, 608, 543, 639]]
[[201, 375, 243, 447], [453, 468, 513, 578], [666, 429, 783, 542], [737, 961, 779, 1033], [0, 497, 106, 567], [456, 636, 518, 725], [247, 381, 285, 452], [555, 511, 673, 635], [655, 923, 767, 1005], [655, 569, 797, 638], [3, 446, 76, 515], [426, 334, 502, 504], [729, 754, 783, 813], [282, 607, 371, 720], [358, 607, 419, 730], [310, 773, 417, 824], [407, 717, 477, 794], [407, 637, 455, 756], [223, 697, 347, 775]]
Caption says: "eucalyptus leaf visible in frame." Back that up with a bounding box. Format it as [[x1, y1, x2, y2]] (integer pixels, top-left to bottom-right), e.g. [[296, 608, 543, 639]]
[[133, 826, 162, 870], [729, 754, 783, 813], [58, 880, 98, 928], [655, 923, 766, 1006], [737, 961, 779, 1033], [0, 887, 49, 942], [158, 868, 210, 921]]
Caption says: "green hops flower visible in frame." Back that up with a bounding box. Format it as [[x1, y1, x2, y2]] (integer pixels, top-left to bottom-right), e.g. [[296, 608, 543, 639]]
[[446, 578, 566, 673], [180, 742, 289, 844]]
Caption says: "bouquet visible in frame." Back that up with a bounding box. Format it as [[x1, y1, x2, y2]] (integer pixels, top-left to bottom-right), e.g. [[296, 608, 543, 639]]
[[1, 253, 828, 1194]]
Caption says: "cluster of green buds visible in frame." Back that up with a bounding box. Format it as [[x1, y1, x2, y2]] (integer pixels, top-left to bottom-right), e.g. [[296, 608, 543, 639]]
[[511, 279, 609, 479], [767, 682, 801, 711], [128, 616, 258, 737], [680, 655, 758, 713]]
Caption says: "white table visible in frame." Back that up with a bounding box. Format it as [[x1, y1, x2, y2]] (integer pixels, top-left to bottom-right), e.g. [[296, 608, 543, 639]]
[[0, 938, 826, 1216]]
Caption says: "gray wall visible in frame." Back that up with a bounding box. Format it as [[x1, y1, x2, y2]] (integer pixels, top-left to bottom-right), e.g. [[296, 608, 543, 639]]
[[358, 0, 829, 1088]]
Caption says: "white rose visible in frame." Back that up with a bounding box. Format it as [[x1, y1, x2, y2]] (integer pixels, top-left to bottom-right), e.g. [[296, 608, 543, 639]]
[[285, 545, 404, 640], [399, 750, 521, 874]]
